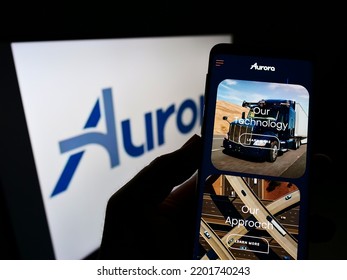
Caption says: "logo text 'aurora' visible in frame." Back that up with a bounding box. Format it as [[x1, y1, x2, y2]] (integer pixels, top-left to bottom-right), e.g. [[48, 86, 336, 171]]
[[250, 62, 275, 71], [51, 88, 203, 197]]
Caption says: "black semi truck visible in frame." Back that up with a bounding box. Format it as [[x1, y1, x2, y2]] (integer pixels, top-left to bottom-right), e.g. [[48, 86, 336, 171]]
[[222, 99, 308, 162]]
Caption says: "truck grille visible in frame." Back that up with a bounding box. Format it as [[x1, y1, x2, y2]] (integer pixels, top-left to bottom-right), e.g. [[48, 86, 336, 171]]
[[229, 124, 252, 145]]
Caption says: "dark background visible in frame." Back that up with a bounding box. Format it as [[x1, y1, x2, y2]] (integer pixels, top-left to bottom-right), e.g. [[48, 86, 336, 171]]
[[1, 2, 346, 259]]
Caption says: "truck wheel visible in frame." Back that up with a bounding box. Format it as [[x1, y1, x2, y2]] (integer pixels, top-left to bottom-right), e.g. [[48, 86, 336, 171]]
[[295, 139, 301, 150], [267, 141, 279, 162]]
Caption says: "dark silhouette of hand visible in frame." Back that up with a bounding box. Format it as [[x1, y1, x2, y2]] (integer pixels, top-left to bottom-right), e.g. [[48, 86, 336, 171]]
[[98, 134, 202, 260]]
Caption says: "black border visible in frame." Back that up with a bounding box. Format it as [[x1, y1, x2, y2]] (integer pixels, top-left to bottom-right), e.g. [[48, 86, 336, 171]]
[[0, 43, 55, 259]]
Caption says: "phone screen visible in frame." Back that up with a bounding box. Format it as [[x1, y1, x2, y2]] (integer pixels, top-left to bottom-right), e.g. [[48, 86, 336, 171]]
[[193, 43, 314, 260]]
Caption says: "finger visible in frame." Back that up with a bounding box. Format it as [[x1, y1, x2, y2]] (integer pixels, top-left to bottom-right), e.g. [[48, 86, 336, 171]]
[[160, 172, 198, 211], [110, 134, 202, 206]]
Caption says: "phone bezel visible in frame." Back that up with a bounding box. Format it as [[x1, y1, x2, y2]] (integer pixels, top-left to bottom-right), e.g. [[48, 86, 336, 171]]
[[193, 43, 315, 260]]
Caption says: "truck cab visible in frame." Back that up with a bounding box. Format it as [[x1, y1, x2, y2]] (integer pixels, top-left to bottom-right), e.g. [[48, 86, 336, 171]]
[[222, 99, 307, 162]]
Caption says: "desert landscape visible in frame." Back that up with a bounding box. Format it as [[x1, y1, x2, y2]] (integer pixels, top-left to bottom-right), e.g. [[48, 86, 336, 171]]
[[213, 100, 250, 135]]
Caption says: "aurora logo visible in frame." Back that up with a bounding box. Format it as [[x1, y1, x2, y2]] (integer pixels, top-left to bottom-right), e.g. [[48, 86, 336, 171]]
[[51, 88, 203, 197], [250, 62, 275, 71]]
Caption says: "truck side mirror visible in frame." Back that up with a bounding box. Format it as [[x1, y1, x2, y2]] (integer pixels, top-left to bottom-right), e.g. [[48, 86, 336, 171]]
[[242, 112, 246, 119], [223, 116, 228, 121]]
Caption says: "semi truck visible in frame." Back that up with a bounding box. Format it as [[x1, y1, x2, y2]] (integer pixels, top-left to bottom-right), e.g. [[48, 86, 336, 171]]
[[222, 99, 308, 162]]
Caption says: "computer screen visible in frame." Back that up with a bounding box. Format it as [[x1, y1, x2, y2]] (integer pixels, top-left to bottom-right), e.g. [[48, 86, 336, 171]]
[[0, 34, 232, 259]]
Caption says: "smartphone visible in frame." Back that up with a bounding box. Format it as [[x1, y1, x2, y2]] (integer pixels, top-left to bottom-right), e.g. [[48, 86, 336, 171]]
[[193, 43, 314, 260]]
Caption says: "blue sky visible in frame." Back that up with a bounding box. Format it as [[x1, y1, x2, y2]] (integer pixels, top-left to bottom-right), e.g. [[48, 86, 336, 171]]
[[217, 79, 310, 114]]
